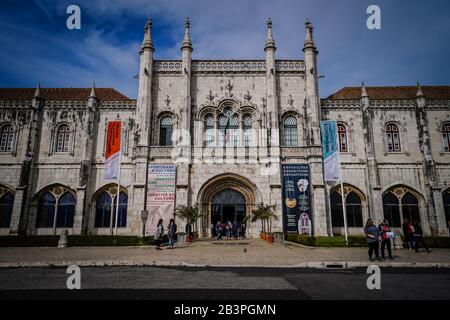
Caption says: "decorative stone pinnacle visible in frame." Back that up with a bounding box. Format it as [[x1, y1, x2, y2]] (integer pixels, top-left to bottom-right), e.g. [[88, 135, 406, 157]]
[[34, 82, 41, 98], [265, 17, 276, 51], [361, 81, 368, 98], [304, 18, 316, 50], [141, 17, 154, 52], [416, 81, 424, 97], [89, 82, 97, 98], [181, 17, 193, 50]]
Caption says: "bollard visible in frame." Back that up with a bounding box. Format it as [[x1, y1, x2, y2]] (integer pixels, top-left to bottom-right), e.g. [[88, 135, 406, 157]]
[[58, 229, 69, 248], [176, 232, 187, 247], [273, 232, 285, 246]]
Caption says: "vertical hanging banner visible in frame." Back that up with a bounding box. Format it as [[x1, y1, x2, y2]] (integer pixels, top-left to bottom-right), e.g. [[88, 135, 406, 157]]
[[146, 164, 177, 236], [104, 121, 121, 180], [320, 120, 341, 181], [282, 164, 312, 235]]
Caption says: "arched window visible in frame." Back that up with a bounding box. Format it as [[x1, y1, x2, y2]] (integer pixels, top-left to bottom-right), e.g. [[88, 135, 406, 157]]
[[95, 190, 127, 228], [56, 124, 71, 153], [382, 189, 421, 227], [401, 192, 420, 224], [204, 114, 214, 147], [442, 122, 450, 152], [243, 115, 252, 147], [159, 116, 173, 146], [0, 124, 15, 152], [0, 191, 14, 228], [337, 123, 348, 152], [386, 123, 401, 152], [443, 190, 450, 228], [382, 192, 401, 227], [283, 116, 298, 146], [36, 190, 75, 229], [56, 192, 76, 228], [218, 108, 238, 147], [330, 190, 363, 228]]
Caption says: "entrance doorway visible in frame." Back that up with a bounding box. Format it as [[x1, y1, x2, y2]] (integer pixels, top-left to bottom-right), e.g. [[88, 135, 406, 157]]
[[211, 188, 246, 237]]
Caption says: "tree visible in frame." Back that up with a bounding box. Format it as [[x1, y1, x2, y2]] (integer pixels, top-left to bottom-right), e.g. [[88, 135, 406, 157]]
[[175, 204, 201, 234], [251, 203, 277, 233]]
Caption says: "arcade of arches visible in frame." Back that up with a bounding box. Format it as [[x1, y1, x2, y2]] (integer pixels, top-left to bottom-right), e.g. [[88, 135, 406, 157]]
[[329, 184, 428, 233]]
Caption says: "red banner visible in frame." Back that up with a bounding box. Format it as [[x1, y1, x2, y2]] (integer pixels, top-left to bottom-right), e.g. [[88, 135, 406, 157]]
[[104, 121, 121, 180]]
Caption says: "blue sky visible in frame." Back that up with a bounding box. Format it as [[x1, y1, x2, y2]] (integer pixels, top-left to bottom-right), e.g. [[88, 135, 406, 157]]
[[0, 0, 449, 98]]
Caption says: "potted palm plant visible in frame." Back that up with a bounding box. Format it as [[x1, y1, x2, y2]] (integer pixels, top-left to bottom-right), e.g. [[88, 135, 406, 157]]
[[175, 204, 201, 242], [252, 204, 277, 242]]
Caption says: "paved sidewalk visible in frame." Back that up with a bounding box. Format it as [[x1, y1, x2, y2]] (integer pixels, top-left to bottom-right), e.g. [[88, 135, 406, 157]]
[[0, 238, 449, 268]]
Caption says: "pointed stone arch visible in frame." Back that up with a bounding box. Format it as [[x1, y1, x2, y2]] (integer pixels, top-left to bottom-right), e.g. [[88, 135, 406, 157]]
[[196, 173, 261, 237]]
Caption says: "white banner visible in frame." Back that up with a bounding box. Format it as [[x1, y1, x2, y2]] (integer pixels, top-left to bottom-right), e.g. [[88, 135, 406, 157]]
[[320, 120, 341, 181]]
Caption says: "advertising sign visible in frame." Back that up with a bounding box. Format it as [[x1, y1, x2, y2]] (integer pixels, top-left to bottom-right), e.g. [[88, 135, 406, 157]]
[[281, 164, 312, 235], [146, 164, 177, 236]]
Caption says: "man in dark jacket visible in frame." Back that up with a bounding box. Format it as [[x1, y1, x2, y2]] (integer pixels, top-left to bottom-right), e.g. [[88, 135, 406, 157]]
[[413, 220, 431, 253]]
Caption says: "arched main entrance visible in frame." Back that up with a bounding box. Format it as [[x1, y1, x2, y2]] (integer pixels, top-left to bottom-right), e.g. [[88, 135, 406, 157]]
[[211, 189, 246, 236], [197, 173, 259, 238]]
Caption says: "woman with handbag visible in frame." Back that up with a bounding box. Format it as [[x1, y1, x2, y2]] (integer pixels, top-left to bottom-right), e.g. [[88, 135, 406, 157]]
[[155, 219, 164, 250], [378, 219, 393, 260], [364, 219, 381, 261]]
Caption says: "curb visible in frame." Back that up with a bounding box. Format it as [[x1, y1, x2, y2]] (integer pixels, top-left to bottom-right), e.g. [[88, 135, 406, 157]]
[[1, 260, 449, 269]]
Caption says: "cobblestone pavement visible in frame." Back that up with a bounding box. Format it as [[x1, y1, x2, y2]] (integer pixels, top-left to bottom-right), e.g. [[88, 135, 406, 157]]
[[0, 239, 449, 268]]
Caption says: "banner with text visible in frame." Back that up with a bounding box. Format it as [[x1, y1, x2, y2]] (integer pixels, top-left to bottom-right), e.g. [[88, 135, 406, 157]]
[[320, 120, 341, 181], [104, 121, 121, 180], [146, 164, 177, 236], [281, 164, 312, 235]]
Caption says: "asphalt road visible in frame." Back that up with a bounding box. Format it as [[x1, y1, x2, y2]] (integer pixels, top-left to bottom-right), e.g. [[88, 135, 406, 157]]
[[0, 266, 449, 300]]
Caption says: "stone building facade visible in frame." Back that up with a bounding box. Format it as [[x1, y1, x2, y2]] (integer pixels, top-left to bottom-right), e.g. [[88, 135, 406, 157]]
[[0, 18, 449, 237]]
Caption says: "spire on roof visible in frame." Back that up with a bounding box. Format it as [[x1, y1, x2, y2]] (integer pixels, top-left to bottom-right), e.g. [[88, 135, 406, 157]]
[[304, 18, 316, 50], [361, 81, 368, 98], [264, 17, 276, 51], [34, 82, 41, 98], [141, 17, 154, 52], [89, 82, 97, 98], [181, 17, 192, 50], [416, 81, 424, 97]]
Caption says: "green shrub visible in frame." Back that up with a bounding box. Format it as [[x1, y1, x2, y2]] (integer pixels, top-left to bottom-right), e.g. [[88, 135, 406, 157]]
[[0, 235, 156, 247], [423, 237, 450, 248], [0, 236, 59, 247], [284, 234, 367, 247], [347, 236, 367, 247]]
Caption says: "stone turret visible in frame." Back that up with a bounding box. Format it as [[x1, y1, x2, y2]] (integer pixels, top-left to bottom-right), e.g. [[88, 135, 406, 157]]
[[137, 18, 154, 146], [180, 17, 193, 145], [303, 19, 320, 145], [264, 17, 279, 144]]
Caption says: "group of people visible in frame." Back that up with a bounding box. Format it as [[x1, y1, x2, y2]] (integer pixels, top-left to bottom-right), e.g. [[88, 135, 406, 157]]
[[214, 220, 246, 240], [154, 218, 177, 250], [364, 218, 431, 261]]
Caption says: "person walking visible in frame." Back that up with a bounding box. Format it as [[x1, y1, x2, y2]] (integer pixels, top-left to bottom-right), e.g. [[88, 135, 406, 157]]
[[216, 221, 224, 240], [364, 218, 381, 261], [413, 220, 431, 253], [402, 218, 415, 250], [232, 220, 239, 240], [155, 218, 164, 250], [378, 219, 393, 260], [226, 221, 232, 239], [167, 218, 177, 249]]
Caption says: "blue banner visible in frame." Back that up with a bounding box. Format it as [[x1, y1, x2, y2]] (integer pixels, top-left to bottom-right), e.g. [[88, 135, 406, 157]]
[[281, 164, 312, 235], [320, 120, 341, 181]]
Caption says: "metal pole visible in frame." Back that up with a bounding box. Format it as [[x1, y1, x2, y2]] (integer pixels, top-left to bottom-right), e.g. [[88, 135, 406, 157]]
[[340, 164, 348, 246], [114, 124, 122, 236]]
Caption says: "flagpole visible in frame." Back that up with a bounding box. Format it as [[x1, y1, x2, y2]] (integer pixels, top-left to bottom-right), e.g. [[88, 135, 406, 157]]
[[114, 124, 122, 236], [339, 162, 348, 246]]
